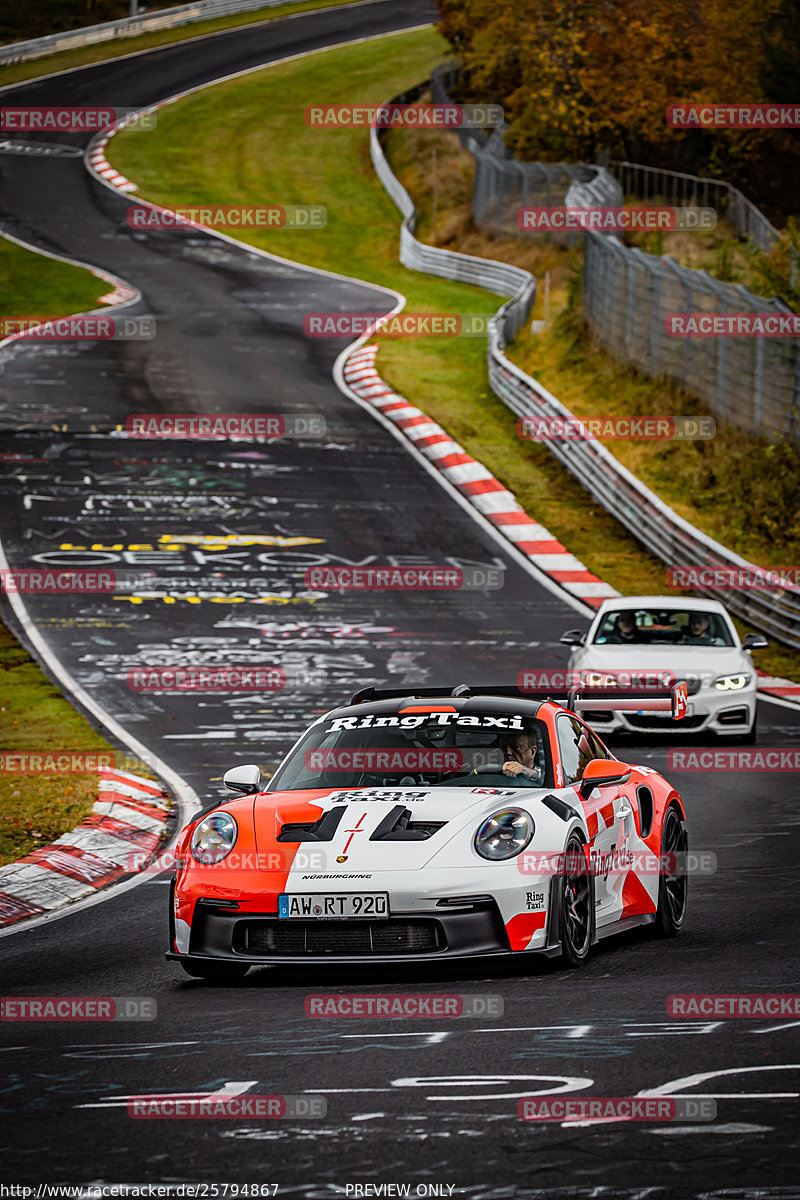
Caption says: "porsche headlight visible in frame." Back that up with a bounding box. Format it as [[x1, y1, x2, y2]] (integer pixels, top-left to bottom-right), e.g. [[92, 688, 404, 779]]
[[474, 808, 534, 861], [713, 673, 751, 691], [191, 812, 238, 864]]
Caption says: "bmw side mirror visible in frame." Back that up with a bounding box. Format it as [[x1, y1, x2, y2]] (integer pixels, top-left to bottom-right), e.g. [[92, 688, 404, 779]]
[[560, 629, 586, 646], [223, 764, 262, 795], [743, 633, 768, 650]]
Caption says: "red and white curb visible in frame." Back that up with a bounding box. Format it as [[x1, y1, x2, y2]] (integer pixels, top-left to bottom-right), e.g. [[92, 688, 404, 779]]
[[344, 344, 620, 609], [0, 769, 171, 927], [88, 133, 139, 193], [755, 671, 800, 701]]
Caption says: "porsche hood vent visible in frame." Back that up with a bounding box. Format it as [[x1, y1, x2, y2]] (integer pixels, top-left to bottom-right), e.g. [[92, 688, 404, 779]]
[[277, 803, 446, 843], [277, 805, 347, 842], [370, 804, 446, 842]]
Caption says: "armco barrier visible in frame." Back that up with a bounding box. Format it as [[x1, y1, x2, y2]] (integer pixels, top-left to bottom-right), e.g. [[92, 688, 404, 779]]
[[486, 337, 800, 647], [0, 0, 305, 66], [370, 82, 536, 343], [371, 83, 800, 650]]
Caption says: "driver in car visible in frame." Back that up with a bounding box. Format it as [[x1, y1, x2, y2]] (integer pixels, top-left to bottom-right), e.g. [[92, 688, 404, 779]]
[[680, 612, 723, 645], [499, 732, 542, 782]]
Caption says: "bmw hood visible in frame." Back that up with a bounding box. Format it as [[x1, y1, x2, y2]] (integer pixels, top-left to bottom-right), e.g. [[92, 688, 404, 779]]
[[570, 644, 751, 685]]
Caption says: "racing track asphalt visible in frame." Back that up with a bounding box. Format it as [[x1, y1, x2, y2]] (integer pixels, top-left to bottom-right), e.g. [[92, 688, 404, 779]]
[[0, 1, 799, 1191]]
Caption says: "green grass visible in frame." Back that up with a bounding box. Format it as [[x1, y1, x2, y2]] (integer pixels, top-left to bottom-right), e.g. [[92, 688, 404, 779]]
[[106, 28, 800, 681], [0, 0, 374, 88], [0, 236, 109, 318], [0, 621, 125, 866]]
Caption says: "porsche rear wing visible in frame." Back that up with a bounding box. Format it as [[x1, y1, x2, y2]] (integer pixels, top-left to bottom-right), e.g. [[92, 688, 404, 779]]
[[570, 681, 688, 720], [349, 682, 688, 720]]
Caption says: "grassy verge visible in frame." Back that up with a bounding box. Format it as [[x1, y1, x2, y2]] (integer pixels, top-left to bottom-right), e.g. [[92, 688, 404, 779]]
[[106, 30, 800, 680], [0, 0, 363, 89], [0, 621, 124, 866], [0, 236, 111, 317]]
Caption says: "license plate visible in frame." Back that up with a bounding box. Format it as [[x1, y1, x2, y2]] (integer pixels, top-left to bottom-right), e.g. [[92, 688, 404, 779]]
[[278, 892, 389, 919]]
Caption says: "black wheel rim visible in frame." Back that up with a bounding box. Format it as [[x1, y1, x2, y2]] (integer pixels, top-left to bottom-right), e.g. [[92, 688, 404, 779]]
[[663, 809, 688, 924], [563, 839, 591, 956]]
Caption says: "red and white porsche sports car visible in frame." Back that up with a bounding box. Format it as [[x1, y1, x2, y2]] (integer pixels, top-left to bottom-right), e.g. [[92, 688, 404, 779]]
[[167, 683, 689, 981]]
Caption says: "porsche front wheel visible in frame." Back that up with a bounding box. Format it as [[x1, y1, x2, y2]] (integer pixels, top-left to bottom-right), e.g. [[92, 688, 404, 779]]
[[559, 833, 593, 967]]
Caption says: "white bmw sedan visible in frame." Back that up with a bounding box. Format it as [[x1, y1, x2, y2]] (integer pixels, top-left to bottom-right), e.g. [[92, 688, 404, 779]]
[[561, 596, 767, 742]]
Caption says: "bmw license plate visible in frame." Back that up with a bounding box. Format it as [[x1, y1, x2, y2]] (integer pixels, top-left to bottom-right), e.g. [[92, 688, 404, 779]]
[[278, 892, 389, 919]]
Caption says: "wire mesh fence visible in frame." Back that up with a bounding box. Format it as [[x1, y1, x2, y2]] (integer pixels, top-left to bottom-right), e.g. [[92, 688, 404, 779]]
[[430, 65, 623, 239], [583, 234, 800, 443], [432, 64, 800, 444]]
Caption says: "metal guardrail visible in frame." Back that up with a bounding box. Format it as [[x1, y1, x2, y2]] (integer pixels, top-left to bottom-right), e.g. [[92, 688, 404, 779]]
[[370, 82, 536, 343], [371, 81, 800, 648], [487, 334, 800, 647], [0, 0, 303, 66]]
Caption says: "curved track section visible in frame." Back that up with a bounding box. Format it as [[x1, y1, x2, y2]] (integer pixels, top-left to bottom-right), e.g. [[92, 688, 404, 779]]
[[0, 2, 799, 1191]]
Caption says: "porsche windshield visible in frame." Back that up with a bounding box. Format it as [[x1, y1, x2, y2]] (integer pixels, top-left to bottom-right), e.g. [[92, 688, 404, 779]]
[[592, 607, 734, 647], [269, 710, 552, 791]]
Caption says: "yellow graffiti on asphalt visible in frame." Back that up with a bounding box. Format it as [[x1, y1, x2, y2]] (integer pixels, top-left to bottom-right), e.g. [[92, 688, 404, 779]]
[[57, 533, 326, 551], [115, 595, 323, 605]]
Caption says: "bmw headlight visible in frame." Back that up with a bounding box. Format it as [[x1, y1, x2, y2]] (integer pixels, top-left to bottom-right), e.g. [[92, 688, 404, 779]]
[[713, 673, 751, 691], [474, 808, 534, 861], [191, 812, 238, 864]]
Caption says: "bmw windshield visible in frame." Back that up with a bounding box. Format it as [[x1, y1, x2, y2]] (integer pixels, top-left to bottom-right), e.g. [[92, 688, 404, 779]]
[[593, 607, 734, 647], [269, 710, 553, 790]]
